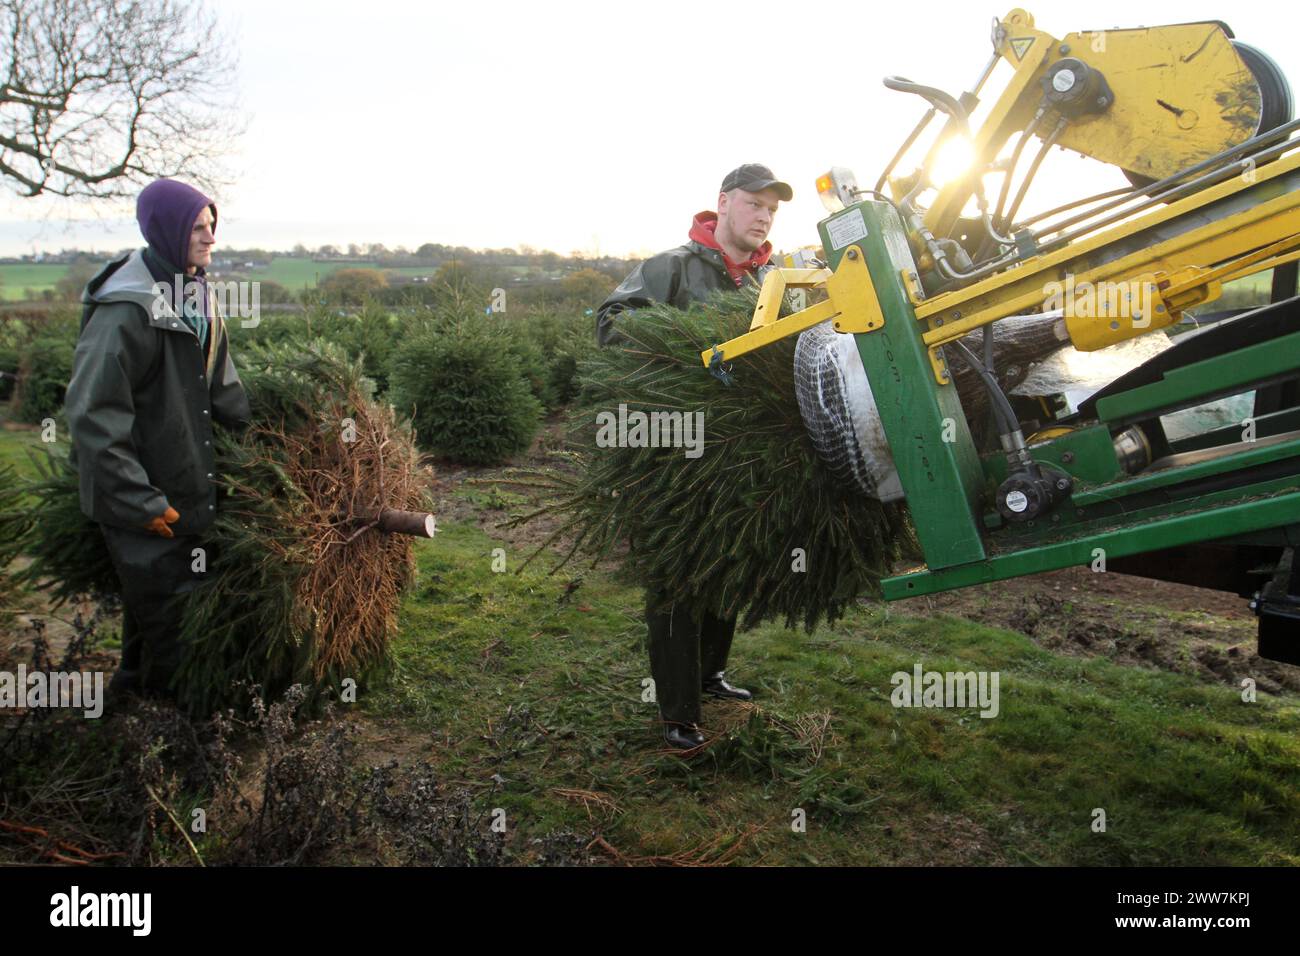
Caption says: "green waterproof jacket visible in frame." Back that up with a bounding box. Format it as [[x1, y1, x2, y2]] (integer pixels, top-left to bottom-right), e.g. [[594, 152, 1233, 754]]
[[595, 240, 774, 345], [65, 250, 251, 535]]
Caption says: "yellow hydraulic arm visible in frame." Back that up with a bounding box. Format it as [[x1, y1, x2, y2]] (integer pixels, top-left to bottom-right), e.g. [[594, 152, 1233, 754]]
[[700, 8, 1300, 381]]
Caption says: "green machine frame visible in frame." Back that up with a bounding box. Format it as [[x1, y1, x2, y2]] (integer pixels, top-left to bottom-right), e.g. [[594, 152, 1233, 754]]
[[819, 201, 1300, 653]]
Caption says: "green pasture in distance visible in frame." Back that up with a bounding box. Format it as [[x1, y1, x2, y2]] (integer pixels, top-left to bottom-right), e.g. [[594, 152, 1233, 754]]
[[237, 259, 532, 290], [0, 264, 67, 301], [2, 255, 1277, 304]]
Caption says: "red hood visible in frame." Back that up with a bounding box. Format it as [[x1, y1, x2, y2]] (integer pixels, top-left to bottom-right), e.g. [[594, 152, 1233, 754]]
[[689, 211, 772, 285]]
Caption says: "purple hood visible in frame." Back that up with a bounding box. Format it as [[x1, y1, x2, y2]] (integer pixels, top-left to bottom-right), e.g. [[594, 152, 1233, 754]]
[[135, 179, 217, 273]]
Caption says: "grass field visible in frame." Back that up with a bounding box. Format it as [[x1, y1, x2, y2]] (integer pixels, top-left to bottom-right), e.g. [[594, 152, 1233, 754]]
[[0, 428, 45, 475], [0, 405, 48, 473], [0, 259, 536, 299], [218, 259, 533, 289], [0, 410, 57, 511], [243, 259, 443, 290], [340, 505, 1298, 866], [0, 264, 65, 301]]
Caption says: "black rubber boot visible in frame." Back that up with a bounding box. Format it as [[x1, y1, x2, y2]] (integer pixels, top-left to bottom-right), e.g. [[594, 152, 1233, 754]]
[[702, 674, 753, 701], [700, 611, 751, 700], [663, 724, 705, 750]]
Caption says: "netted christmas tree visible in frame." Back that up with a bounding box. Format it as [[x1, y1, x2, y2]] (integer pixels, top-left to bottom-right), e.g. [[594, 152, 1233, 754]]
[[510, 292, 922, 631], [0, 340, 434, 714]]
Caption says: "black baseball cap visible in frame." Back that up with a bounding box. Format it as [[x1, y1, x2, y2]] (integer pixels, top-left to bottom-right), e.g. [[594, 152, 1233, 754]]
[[720, 163, 793, 201]]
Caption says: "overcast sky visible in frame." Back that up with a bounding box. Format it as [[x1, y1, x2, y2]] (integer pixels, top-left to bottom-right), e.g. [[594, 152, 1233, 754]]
[[1, 0, 1297, 258]]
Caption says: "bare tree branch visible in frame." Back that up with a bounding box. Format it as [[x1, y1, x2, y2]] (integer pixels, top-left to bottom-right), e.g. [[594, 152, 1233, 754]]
[[0, 0, 242, 200]]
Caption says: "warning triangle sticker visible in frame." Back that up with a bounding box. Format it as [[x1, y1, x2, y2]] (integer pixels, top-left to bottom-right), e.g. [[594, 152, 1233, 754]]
[[1009, 36, 1034, 61]]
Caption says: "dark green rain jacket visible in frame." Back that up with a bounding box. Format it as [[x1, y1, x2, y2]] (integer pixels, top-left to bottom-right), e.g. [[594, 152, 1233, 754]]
[[595, 236, 775, 345], [65, 249, 251, 535]]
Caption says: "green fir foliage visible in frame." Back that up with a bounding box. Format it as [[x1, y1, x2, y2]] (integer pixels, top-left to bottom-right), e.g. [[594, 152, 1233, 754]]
[[388, 320, 543, 465], [516, 292, 920, 631]]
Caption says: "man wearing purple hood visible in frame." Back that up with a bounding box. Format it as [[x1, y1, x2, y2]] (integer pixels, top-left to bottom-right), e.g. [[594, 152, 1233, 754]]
[[66, 178, 251, 700]]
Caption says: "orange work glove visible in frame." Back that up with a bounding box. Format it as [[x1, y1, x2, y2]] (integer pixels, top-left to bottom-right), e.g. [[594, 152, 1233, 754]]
[[144, 506, 181, 538]]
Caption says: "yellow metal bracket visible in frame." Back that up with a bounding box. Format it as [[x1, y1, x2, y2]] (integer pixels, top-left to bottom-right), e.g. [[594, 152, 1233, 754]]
[[1067, 233, 1300, 349], [749, 267, 832, 330], [1062, 272, 1176, 351], [905, 266, 953, 387], [827, 247, 884, 334], [926, 346, 953, 386], [698, 249, 880, 369], [901, 268, 926, 307], [1165, 234, 1300, 303], [1156, 267, 1217, 315]]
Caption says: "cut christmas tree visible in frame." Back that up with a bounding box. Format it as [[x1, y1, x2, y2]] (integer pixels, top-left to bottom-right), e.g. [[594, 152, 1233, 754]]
[[511, 293, 919, 631], [513, 291, 1070, 631], [1, 340, 435, 715]]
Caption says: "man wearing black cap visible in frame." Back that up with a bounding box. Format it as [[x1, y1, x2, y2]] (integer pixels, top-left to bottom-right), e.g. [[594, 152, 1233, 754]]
[[596, 163, 793, 346], [596, 164, 792, 750]]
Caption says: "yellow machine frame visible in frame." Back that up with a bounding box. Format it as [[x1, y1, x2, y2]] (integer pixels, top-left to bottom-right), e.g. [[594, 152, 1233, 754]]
[[701, 9, 1300, 383]]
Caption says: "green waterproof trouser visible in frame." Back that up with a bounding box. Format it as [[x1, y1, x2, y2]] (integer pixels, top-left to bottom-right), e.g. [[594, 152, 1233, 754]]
[[100, 525, 205, 696], [645, 589, 737, 726]]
